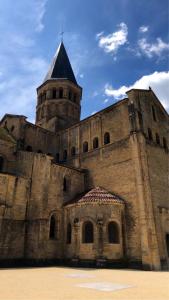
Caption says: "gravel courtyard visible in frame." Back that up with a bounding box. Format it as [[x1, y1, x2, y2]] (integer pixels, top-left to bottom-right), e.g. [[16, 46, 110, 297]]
[[0, 267, 168, 300]]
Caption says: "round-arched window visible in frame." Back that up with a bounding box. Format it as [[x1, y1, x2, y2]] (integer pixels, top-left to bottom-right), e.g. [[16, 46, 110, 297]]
[[82, 221, 94, 243], [108, 221, 119, 244]]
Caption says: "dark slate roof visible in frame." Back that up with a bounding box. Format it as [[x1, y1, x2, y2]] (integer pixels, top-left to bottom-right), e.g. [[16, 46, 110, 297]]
[[44, 42, 77, 84], [65, 187, 124, 206]]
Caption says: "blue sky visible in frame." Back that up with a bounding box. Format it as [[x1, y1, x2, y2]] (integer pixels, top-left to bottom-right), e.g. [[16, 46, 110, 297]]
[[0, 0, 168, 122]]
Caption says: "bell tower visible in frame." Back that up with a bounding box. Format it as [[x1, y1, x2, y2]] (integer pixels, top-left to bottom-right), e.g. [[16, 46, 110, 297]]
[[35, 42, 82, 132]]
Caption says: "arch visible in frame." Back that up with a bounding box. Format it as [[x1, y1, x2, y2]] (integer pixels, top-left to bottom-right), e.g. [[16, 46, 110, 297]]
[[156, 133, 160, 145], [163, 137, 168, 150], [152, 105, 157, 122], [26, 145, 33, 152], [93, 137, 99, 149], [55, 153, 59, 163], [71, 146, 76, 156], [59, 88, 63, 98], [49, 215, 56, 239], [66, 223, 72, 244], [63, 177, 67, 192], [148, 128, 153, 141], [63, 149, 67, 161], [52, 88, 56, 99], [108, 221, 120, 244], [166, 234, 169, 256], [104, 132, 110, 145], [11, 125, 15, 132], [83, 141, 88, 153], [82, 221, 94, 243], [73, 94, 77, 103], [68, 90, 72, 100], [0, 156, 4, 172]]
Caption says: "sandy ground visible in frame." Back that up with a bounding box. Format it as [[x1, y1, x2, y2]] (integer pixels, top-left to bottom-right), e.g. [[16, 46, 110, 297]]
[[0, 267, 168, 300]]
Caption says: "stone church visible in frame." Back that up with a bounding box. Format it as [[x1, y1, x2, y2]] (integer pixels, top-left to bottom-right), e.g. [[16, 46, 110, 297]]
[[0, 42, 168, 270]]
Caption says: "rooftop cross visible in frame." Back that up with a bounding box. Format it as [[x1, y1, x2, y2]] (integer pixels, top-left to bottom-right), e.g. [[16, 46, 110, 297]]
[[60, 29, 64, 42]]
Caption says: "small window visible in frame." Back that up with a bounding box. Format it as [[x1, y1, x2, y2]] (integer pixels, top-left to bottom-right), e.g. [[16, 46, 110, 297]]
[[71, 146, 76, 156], [63, 177, 67, 192], [59, 88, 63, 98], [66, 223, 72, 244], [166, 234, 169, 256], [74, 94, 77, 103], [152, 106, 157, 122], [148, 128, 153, 141], [0, 156, 4, 172], [11, 125, 15, 132], [104, 132, 110, 145], [156, 133, 160, 145], [63, 150, 67, 161], [82, 221, 94, 243], [108, 221, 119, 244], [26, 146, 33, 152], [93, 137, 99, 149], [52, 89, 56, 99], [55, 153, 59, 163], [49, 215, 56, 239], [163, 137, 168, 150], [83, 141, 88, 153], [69, 90, 72, 100]]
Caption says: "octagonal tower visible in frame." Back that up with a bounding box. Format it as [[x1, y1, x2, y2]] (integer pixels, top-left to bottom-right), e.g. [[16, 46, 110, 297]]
[[36, 42, 82, 133]]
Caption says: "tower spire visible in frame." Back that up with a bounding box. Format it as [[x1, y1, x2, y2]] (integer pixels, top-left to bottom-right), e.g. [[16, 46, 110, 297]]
[[44, 42, 77, 84]]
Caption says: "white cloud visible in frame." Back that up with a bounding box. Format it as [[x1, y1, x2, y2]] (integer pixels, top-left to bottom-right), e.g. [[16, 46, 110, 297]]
[[0, 0, 48, 122], [105, 71, 169, 111], [138, 38, 169, 58], [104, 98, 109, 103], [96, 23, 128, 54], [79, 73, 84, 78], [139, 26, 149, 33]]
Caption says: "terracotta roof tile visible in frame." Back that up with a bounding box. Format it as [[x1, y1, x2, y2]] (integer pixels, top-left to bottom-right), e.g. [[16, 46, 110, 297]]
[[65, 187, 124, 206]]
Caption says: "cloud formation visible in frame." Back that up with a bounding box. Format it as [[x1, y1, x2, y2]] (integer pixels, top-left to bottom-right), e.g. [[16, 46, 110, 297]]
[[139, 26, 149, 33], [0, 0, 48, 122], [96, 23, 128, 54], [138, 38, 169, 58], [105, 71, 169, 111]]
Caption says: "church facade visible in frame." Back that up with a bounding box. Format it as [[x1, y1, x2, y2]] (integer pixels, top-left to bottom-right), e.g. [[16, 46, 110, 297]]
[[0, 42, 168, 270]]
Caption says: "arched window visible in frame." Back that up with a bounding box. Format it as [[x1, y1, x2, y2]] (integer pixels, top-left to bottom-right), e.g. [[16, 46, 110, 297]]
[[82, 221, 94, 243], [52, 89, 56, 99], [0, 156, 4, 172], [63, 150, 67, 161], [67, 223, 72, 244], [37, 150, 42, 153], [156, 133, 160, 145], [83, 141, 88, 153], [73, 94, 77, 103], [93, 137, 99, 149], [63, 177, 67, 191], [71, 146, 76, 156], [59, 88, 63, 98], [11, 125, 15, 132], [26, 146, 32, 152], [49, 215, 56, 239], [163, 137, 168, 150], [104, 132, 110, 145], [148, 128, 153, 141], [152, 106, 157, 122], [108, 221, 119, 244], [69, 90, 72, 100], [55, 153, 59, 163]]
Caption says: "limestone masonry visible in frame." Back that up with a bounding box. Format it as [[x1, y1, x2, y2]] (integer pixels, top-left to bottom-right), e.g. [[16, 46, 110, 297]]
[[0, 42, 168, 270]]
